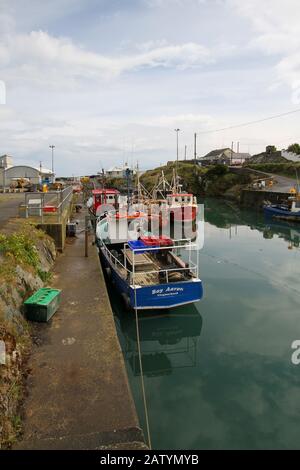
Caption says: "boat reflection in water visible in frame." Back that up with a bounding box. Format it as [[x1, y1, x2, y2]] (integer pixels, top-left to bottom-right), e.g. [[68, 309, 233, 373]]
[[204, 198, 300, 250], [114, 307, 202, 377], [263, 220, 300, 249]]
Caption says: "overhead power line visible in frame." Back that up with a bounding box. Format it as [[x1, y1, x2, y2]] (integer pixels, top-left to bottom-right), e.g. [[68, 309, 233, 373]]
[[198, 108, 300, 134]]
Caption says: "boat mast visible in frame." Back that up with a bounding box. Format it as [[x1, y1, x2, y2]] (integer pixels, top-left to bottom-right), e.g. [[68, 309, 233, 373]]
[[152, 170, 172, 200]]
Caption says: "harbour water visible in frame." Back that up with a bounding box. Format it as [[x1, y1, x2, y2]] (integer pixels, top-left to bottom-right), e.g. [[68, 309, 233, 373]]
[[109, 198, 300, 450]]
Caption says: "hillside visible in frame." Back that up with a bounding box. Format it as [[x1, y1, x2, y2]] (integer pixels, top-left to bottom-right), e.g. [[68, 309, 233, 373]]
[[140, 163, 253, 200], [140, 162, 205, 195], [244, 162, 300, 179], [247, 153, 288, 164]]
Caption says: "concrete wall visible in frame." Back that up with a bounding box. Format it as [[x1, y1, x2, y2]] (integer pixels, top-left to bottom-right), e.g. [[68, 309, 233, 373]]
[[241, 189, 289, 209]]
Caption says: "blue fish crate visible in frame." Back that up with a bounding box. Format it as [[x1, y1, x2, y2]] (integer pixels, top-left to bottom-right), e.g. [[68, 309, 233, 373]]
[[128, 239, 147, 253]]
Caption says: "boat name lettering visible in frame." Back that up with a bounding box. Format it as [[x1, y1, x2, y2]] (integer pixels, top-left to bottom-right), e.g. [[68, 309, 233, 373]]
[[152, 287, 184, 295]]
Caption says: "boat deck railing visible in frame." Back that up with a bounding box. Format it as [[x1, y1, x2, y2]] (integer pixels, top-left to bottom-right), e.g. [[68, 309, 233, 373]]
[[101, 239, 199, 286]]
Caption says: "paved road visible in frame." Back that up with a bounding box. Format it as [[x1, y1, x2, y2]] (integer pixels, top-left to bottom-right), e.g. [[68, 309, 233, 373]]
[[0, 193, 24, 228], [268, 174, 299, 193], [230, 167, 299, 193]]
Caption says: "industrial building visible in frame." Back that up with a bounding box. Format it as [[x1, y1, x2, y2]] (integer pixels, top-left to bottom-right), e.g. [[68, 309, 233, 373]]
[[0, 155, 54, 189]]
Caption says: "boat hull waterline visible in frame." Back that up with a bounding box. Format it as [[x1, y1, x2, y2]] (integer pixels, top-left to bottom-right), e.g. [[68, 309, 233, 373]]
[[100, 247, 203, 310]]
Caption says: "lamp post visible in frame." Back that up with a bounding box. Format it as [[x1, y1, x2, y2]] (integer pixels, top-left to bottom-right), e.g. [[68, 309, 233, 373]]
[[174, 128, 180, 163], [49, 145, 55, 181]]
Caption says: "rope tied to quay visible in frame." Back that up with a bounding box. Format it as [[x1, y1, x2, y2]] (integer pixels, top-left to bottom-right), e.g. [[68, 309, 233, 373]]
[[134, 286, 152, 450]]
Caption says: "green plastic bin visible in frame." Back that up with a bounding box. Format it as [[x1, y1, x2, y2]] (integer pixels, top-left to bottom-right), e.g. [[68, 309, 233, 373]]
[[24, 288, 61, 322]]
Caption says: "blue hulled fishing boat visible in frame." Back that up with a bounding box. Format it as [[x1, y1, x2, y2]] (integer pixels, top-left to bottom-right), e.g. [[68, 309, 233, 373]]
[[96, 213, 203, 311], [264, 196, 300, 221]]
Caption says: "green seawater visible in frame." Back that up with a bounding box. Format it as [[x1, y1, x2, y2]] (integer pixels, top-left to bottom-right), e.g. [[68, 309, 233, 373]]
[[109, 198, 300, 450]]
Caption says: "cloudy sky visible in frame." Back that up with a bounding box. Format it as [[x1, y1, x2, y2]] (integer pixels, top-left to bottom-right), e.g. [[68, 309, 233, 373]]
[[0, 0, 300, 175]]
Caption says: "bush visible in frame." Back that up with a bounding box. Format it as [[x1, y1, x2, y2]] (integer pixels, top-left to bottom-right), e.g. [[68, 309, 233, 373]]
[[0, 233, 39, 270], [205, 164, 229, 177]]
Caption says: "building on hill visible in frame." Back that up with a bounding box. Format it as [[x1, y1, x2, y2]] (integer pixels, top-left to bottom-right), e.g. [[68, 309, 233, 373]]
[[105, 163, 136, 179], [281, 150, 300, 162], [199, 148, 251, 165]]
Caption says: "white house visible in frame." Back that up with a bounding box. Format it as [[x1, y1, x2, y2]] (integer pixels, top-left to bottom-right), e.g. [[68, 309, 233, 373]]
[[281, 150, 300, 162], [106, 163, 136, 179]]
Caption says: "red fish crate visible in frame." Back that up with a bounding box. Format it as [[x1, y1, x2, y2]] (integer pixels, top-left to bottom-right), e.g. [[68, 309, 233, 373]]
[[43, 205, 58, 213]]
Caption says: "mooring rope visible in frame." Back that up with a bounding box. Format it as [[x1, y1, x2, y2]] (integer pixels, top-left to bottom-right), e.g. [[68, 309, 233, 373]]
[[133, 286, 152, 450]]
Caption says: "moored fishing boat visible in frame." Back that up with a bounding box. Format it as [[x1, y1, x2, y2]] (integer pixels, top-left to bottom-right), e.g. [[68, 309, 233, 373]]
[[167, 192, 198, 223], [96, 213, 203, 311], [264, 196, 300, 222], [87, 188, 127, 217]]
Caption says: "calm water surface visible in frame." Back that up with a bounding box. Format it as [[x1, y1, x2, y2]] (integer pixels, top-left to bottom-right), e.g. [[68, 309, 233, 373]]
[[109, 199, 300, 449]]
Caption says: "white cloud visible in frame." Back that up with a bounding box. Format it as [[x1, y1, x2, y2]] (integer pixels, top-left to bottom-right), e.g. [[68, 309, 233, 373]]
[[230, 0, 300, 99], [0, 29, 212, 89], [1, 0, 299, 174]]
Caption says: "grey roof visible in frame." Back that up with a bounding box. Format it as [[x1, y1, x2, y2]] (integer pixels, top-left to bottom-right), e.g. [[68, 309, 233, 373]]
[[202, 148, 232, 159]]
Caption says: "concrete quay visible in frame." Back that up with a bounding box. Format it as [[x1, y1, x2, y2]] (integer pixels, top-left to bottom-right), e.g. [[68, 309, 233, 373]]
[[15, 209, 146, 450]]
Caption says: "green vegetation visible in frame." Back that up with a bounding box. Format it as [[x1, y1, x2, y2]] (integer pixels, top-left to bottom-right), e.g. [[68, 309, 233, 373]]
[[203, 171, 251, 198], [245, 162, 300, 179], [140, 162, 253, 200], [266, 145, 277, 154], [205, 164, 229, 178], [287, 143, 300, 155], [0, 232, 39, 270], [140, 162, 206, 194]]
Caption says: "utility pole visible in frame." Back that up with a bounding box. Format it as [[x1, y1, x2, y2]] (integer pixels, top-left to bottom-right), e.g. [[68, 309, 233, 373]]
[[194, 133, 197, 163], [184, 145, 187, 160], [174, 129, 180, 163], [231, 141, 234, 166], [49, 145, 55, 181]]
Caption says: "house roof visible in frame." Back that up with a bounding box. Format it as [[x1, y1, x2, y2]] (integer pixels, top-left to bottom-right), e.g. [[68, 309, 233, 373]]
[[202, 148, 232, 159]]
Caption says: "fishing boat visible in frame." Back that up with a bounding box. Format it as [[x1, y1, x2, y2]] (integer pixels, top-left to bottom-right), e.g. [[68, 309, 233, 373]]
[[87, 188, 127, 217], [152, 170, 198, 224], [96, 213, 203, 311], [264, 196, 300, 222], [167, 192, 198, 223]]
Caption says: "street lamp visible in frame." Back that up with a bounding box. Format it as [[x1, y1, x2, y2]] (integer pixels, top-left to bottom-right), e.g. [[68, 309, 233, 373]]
[[49, 145, 55, 182], [174, 128, 180, 162]]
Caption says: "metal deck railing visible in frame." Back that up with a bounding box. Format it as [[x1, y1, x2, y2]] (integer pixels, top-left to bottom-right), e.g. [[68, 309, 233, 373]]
[[100, 237, 199, 286], [23, 186, 73, 223]]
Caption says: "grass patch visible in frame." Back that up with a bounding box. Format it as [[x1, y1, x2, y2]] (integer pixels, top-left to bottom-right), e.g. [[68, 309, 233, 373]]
[[141, 162, 206, 194], [0, 232, 39, 270], [37, 269, 52, 282], [245, 162, 300, 179]]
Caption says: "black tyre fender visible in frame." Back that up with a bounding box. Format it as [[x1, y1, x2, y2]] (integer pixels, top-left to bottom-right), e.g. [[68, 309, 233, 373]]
[[105, 267, 111, 279], [121, 293, 132, 312]]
